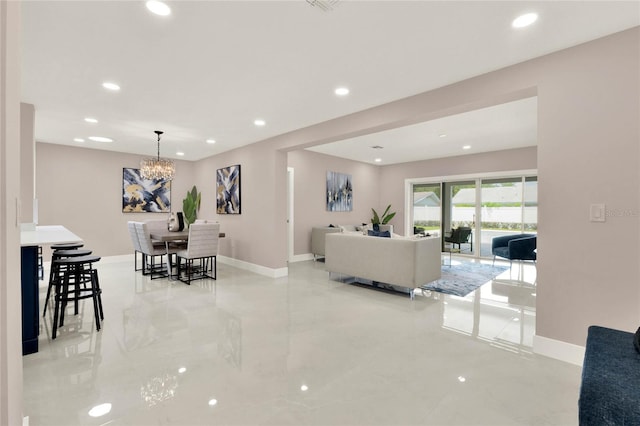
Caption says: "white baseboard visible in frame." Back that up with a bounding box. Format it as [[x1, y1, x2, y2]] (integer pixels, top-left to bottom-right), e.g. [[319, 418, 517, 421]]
[[217, 255, 288, 278], [72, 254, 289, 279], [98, 254, 132, 264], [290, 253, 314, 263], [533, 334, 585, 366]]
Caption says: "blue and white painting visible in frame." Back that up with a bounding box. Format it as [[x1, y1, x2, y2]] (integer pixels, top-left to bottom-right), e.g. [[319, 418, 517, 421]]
[[122, 168, 171, 213], [326, 171, 353, 212], [217, 165, 241, 214]]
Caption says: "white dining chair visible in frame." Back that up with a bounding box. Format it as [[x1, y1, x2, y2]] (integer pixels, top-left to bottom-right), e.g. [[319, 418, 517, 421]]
[[134, 222, 178, 279], [176, 223, 220, 284], [127, 221, 143, 272]]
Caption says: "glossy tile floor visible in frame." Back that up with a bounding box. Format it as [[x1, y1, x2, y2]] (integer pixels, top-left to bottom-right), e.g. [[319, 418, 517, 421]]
[[23, 257, 581, 426]]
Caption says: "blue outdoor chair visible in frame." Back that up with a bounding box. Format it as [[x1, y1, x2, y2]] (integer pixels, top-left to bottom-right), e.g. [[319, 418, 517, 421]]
[[491, 234, 537, 266]]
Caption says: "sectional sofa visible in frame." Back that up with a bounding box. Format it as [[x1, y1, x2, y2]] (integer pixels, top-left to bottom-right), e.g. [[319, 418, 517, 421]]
[[311, 224, 393, 259], [324, 232, 441, 297]]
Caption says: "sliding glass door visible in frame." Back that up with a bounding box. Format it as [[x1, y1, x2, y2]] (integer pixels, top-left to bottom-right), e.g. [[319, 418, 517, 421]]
[[408, 173, 537, 259], [479, 177, 538, 257], [412, 183, 441, 235], [444, 180, 476, 254]]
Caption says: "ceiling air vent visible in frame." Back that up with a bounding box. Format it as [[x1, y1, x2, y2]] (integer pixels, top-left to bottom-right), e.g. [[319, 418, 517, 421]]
[[371, 145, 384, 149], [306, 0, 341, 12]]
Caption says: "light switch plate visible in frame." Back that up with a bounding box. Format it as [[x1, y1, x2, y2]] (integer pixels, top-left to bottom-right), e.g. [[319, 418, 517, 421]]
[[590, 204, 606, 222]]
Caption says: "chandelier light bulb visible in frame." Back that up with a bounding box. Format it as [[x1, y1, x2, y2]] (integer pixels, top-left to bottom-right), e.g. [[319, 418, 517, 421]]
[[140, 130, 175, 181]]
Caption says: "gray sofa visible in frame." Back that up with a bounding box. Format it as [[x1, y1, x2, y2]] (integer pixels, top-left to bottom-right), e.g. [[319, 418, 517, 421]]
[[311, 226, 342, 258], [579, 325, 640, 425], [311, 224, 394, 259], [325, 233, 441, 297]]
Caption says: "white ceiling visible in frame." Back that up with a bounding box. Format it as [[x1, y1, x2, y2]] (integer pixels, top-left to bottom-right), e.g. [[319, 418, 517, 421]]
[[308, 96, 538, 164], [21, 1, 639, 164]]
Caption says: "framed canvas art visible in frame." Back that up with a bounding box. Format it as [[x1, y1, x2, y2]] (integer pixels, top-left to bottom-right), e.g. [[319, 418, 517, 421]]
[[326, 171, 352, 212], [122, 167, 171, 213], [216, 164, 241, 214]]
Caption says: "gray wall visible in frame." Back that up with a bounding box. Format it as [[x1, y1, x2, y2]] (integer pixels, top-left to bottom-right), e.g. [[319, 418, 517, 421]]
[[35, 142, 196, 260], [1, 2, 24, 424], [287, 150, 380, 255]]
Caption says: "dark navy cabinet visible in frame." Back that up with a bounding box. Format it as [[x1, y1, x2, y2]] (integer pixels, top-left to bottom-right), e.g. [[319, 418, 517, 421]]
[[21, 245, 39, 355]]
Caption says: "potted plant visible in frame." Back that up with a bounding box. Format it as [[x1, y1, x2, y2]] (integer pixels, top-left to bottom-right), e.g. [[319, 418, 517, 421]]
[[182, 185, 201, 226], [371, 204, 396, 231]]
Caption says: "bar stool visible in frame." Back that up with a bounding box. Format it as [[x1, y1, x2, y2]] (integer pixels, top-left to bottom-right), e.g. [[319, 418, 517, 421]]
[[44, 248, 92, 316], [50, 243, 84, 251], [52, 255, 104, 339]]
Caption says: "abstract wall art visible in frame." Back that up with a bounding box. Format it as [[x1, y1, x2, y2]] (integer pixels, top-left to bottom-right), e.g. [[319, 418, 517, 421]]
[[216, 164, 241, 214], [326, 171, 353, 212], [122, 167, 171, 213]]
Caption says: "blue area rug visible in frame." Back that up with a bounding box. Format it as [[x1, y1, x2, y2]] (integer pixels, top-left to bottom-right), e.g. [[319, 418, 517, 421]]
[[421, 262, 509, 297]]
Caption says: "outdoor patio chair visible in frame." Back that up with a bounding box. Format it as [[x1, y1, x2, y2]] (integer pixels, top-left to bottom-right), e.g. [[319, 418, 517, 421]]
[[444, 227, 473, 251]]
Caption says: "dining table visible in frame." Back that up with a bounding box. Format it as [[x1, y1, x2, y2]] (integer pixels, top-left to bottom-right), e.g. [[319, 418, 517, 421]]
[[149, 228, 225, 280]]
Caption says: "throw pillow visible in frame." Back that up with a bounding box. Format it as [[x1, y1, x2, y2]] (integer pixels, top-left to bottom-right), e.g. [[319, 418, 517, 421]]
[[634, 327, 640, 354], [367, 230, 391, 238]]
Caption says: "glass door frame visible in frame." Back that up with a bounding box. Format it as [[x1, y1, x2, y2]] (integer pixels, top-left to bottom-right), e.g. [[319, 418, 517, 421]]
[[404, 169, 537, 259]]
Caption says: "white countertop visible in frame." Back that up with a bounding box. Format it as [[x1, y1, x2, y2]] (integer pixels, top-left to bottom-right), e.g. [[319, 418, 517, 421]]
[[20, 225, 83, 247]]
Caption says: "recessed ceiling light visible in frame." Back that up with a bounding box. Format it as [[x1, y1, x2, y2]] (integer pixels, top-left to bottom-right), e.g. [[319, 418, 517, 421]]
[[439, 133, 447, 138], [458, 376, 466, 383], [206, 139, 216, 144], [300, 385, 309, 391], [254, 119, 266, 126], [208, 399, 218, 406], [462, 145, 471, 150], [146, 0, 171, 16], [335, 87, 349, 96], [176, 152, 185, 156], [88, 403, 112, 418], [84, 117, 98, 123], [88, 136, 113, 143], [374, 158, 382, 163], [102, 82, 120, 91], [512, 12, 538, 28], [73, 138, 85, 143], [178, 367, 187, 373]]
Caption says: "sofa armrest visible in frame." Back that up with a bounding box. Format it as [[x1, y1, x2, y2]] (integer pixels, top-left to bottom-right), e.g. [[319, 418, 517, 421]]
[[311, 227, 341, 256], [507, 236, 536, 259]]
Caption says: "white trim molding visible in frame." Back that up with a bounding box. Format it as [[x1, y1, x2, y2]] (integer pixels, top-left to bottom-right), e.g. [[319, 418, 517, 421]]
[[290, 253, 314, 263], [218, 255, 288, 278], [533, 334, 585, 366], [98, 254, 289, 279]]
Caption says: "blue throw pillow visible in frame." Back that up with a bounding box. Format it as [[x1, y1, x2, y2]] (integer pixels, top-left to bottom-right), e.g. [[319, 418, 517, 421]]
[[368, 230, 391, 238]]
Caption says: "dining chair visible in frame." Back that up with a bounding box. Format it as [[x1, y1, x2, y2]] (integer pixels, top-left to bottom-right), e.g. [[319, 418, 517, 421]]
[[134, 222, 177, 279], [127, 221, 144, 272], [176, 223, 220, 284]]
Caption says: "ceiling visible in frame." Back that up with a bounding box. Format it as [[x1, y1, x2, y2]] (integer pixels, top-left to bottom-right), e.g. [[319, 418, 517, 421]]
[[21, 1, 639, 164]]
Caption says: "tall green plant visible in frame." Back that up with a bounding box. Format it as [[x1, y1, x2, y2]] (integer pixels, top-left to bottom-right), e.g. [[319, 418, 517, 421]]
[[371, 204, 396, 225], [182, 185, 201, 226]]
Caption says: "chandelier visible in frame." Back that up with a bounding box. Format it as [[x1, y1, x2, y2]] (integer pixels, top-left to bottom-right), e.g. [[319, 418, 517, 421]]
[[140, 130, 175, 181]]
